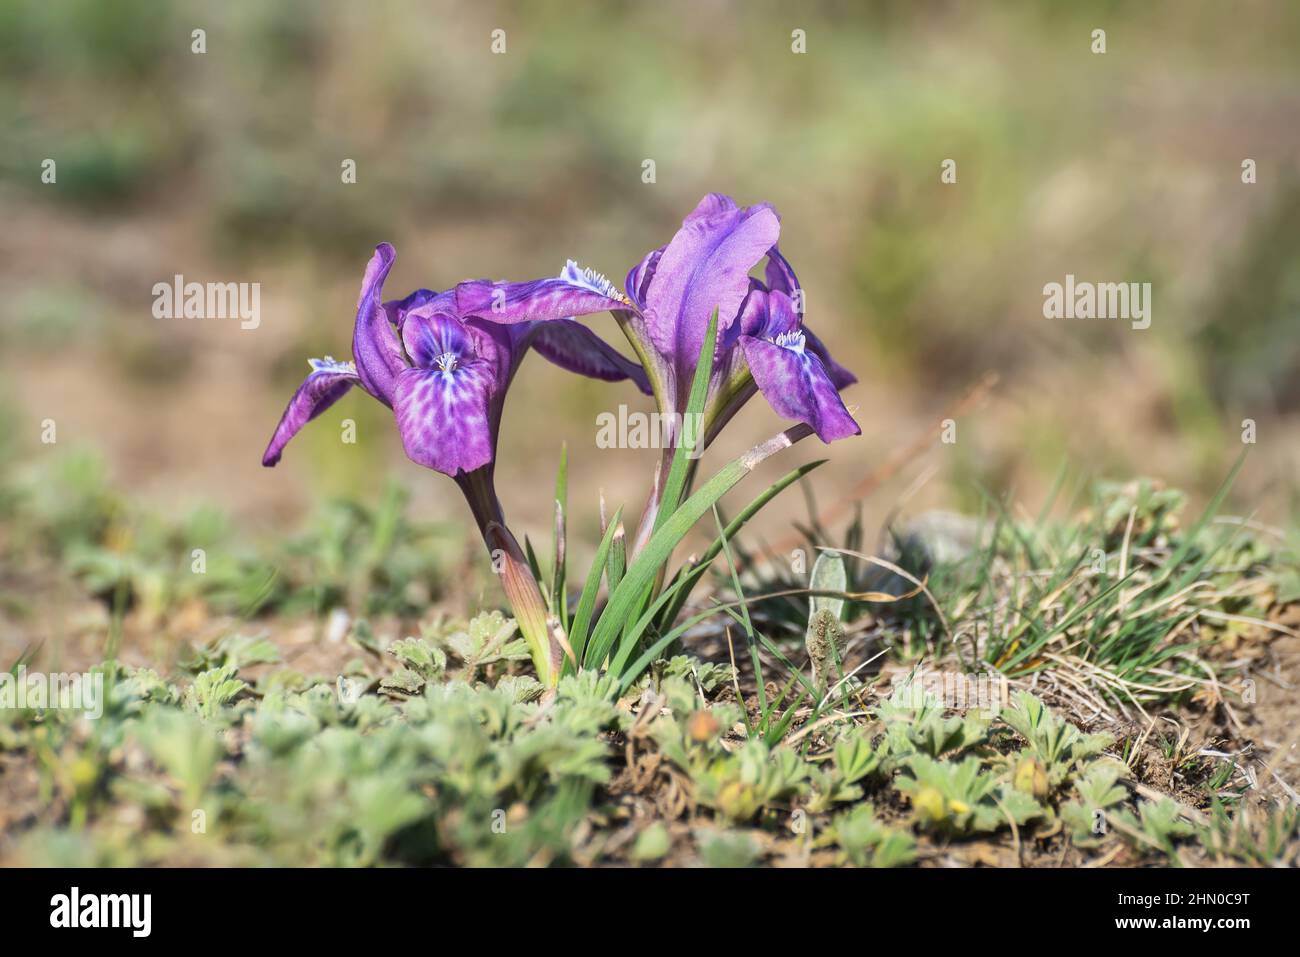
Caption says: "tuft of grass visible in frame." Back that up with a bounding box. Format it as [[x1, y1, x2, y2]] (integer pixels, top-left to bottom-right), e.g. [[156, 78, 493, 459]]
[[728, 458, 1289, 720]]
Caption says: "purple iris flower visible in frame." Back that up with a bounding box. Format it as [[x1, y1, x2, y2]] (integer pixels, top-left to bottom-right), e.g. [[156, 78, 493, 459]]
[[262, 243, 643, 687], [448, 196, 858, 448], [261, 243, 647, 478], [445, 196, 859, 559], [620, 192, 859, 446]]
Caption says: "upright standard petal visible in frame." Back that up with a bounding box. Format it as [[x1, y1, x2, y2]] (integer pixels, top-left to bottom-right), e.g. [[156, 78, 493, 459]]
[[383, 288, 454, 334], [401, 309, 477, 371], [262, 358, 360, 466], [624, 246, 664, 311], [764, 244, 800, 298], [454, 261, 630, 325], [393, 360, 496, 477], [352, 243, 406, 407], [643, 195, 780, 367], [530, 320, 653, 395]]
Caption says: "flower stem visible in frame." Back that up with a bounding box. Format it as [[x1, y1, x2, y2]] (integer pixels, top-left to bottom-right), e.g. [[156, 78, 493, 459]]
[[455, 468, 559, 686]]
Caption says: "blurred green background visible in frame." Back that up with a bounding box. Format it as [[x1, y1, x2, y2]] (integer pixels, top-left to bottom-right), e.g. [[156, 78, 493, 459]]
[[2, 0, 1299, 553]]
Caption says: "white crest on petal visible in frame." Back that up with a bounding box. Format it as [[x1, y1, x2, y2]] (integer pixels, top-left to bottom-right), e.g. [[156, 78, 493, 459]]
[[770, 330, 806, 354], [559, 260, 629, 304], [309, 356, 357, 374]]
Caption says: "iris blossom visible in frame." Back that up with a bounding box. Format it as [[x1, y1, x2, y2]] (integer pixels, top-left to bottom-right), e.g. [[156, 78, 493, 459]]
[[624, 194, 862, 551], [449, 195, 859, 555], [262, 244, 646, 476], [619, 192, 859, 446], [449, 196, 857, 458], [263, 199, 859, 681], [262, 243, 645, 683]]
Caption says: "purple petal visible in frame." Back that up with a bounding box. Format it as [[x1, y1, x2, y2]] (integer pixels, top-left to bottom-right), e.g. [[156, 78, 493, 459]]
[[462, 317, 525, 385], [803, 324, 858, 390], [764, 244, 800, 298], [740, 336, 860, 443], [401, 310, 475, 370], [454, 261, 630, 325], [393, 362, 496, 476], [384, 288, 452, 333], [643, 195, 781, 365], [760, 251, 856, 390], [720, 279, 769, 356], [624, 246, 664, 311], [262, 359, 360, 466], [352, 243, 406, 407], [760, 287, 802, 338], [685, 192, 741, 223], [531, 320, 653, 395]]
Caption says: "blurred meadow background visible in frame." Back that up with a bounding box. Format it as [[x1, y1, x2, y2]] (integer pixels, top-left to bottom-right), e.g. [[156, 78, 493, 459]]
[[2, 0, 1300, 667]]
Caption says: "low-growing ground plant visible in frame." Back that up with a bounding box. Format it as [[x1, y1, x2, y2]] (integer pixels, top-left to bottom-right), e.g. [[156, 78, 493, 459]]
[[7, 631, 1293, 867]]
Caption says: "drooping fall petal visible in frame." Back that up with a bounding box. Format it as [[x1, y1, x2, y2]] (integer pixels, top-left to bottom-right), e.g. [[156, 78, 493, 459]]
[[392, 360, 497, 477], [759, 245, 857, 390], [530, 320, 653, 395], [802, 324, 858, 390], [261, 359, 360, 466], [738, 292, 859, 444]]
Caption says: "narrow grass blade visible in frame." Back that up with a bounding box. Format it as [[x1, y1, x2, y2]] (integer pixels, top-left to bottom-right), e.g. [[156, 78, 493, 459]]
[[712, 505, 766, 715], [656, 460, 826, 630], [653, 308, 717, 533], [552, 444, 568, 630], [585, 422, 814, 672], [568, 506, 623, 669], [607, 524, 626, 594]]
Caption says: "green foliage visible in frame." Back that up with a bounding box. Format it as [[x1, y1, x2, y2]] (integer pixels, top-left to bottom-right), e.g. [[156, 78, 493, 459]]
[[185, 666, 247, 721], [827, 804, 916, 868], [691, 741, 811, 824], [1000, 692, 1113, 788], [1060, 761, 1129, 847], [696, 829, 760, 868], [806, 730, 888, 812], [805, 550, 848, 692], [878, 681, 990, 760], [181, 633, 280, 674], [896, 754, 1042, 836], [1113, 799, 1197, 862], [3, 638, 1293, 867], [630, 822, 671, 863], [1198, 801, 1300, 866], [0, 453, 455, 623], [739, 461, 1289, 720], [379, 636, 446, 697], [2, 446, 1294, 867]]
